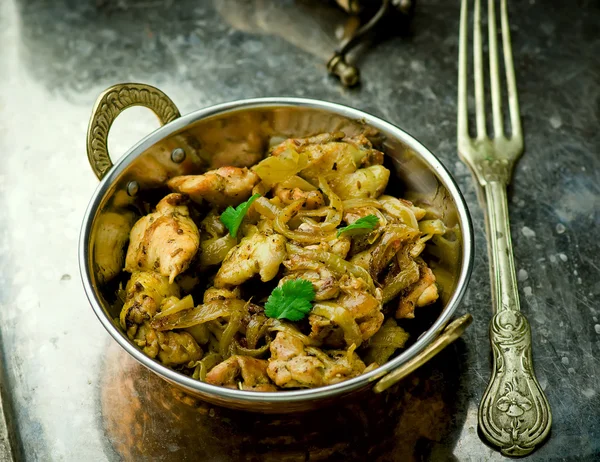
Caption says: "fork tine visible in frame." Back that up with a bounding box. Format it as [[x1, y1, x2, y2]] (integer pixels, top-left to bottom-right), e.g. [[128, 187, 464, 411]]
[[501, 0, 522, 138], [473, 0, 486, 138], [457, 0, 469, 140], [488, 0, 503, 137]]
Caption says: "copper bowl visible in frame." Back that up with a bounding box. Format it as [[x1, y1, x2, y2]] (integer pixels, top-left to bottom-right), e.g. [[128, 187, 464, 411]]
[[79, 83, 473, 413]]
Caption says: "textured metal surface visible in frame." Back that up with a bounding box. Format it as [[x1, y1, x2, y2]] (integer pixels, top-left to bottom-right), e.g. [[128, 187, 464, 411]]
[[0, 0, 599, 460]]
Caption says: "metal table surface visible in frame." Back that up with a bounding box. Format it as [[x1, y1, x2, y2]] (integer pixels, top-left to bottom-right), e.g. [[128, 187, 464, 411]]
[[0, 0, 598, 460]]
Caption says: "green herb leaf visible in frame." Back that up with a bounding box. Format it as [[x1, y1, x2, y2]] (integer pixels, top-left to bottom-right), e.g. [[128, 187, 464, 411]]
[[336, 214, 380, 238], [264, 279, 315, 321], [219, 193, 261, 238]]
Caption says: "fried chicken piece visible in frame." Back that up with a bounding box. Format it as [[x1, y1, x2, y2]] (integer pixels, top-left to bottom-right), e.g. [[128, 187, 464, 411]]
[[125, 194, 200, 283], [337, 290, 384, 341], [132, 322, 202, 366], [167, 167, 259, 207], [205, 356, 277, 391], [281, 254, 339, 301], [297, 142, 359, 185], [318, 347, 367, 384], [120, 271, 180, 336], [308, 314, 345, 347], [344, 134, 385, 167], [396, 265, 439, 319], [303, 235, 351, 259], [271, 132, 384, 186], [214, 230, 286, 287], [94, 211, 136, 285], [267, 333, 324, 388], [308, 286, 384, 345], [267, 332, 365, 389], [272, 183, 325, 209]]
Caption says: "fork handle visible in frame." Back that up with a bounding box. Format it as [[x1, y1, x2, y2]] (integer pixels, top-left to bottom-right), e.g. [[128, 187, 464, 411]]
[[484, 180, 520, 312], [478, 180, 552, 456]]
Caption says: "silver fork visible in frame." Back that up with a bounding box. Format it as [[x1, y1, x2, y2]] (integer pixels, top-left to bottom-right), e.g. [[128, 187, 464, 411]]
[[457, 0, 552, 456]]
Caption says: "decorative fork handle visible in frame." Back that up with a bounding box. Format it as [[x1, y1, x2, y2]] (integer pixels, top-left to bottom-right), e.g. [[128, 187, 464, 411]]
[[478, 180, 552, 456]]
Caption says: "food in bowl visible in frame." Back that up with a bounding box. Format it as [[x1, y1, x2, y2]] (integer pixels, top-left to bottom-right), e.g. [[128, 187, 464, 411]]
[[116, 131, 449, 391]]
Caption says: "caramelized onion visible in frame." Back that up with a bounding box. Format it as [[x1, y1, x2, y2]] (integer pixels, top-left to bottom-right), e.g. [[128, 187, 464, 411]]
[[287, 243, 376, 294], [253, 197, 281, 220], [311, 302, 363, 348], [193, 353, 221, 381], [150, 299, 247, 331], [382, 262, 420, 303], [274, 199, 337, 243], [154, 295, 194, 320]]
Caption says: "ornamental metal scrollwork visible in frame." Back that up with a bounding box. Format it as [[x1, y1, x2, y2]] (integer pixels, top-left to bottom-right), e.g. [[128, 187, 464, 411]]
[[86, 83, 181, 180], [478, 310, 552, 456]]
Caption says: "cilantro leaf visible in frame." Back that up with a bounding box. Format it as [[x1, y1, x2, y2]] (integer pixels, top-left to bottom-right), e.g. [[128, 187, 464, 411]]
[[264, 279, 315, 321], [219, 193, 261, 238], [336, 214, 380, 238]]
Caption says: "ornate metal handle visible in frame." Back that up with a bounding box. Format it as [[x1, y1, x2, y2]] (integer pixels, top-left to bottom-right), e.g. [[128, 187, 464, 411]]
[[373, 313, 472, 393], [478, 181, 551, 456], [86, 83, 181, 180]]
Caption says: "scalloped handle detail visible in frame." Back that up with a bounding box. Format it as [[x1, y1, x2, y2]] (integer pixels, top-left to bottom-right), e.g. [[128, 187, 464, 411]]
[[86, 83, 181, 180], [478, 310, 552, 456]]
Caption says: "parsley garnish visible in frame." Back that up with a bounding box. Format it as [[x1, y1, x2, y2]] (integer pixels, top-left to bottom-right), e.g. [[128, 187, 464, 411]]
[[264, 279, 315, 321], [219, 193, 261, 238], [336, 214, 379, 238]]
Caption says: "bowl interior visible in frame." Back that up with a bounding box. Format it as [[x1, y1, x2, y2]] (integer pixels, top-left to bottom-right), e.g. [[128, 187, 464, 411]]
[[81, 99, 472, 406]]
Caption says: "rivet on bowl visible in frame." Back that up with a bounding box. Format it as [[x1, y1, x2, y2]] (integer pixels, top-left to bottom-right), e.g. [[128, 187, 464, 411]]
[[126, 181, 139, 197], [171, 148, 186, 164]]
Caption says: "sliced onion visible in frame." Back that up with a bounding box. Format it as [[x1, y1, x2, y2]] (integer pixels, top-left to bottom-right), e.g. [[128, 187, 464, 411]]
[[382, 262, 420, 303], [311, 302, 363, 348], [296, 208, 330, 218], [253, 197, 281, 220], [418, 219, 447, 235], [267, 319, 321, 346], [279, 175, 318, 191], [234, 340, 271, 358], [370, 225, 420, 277], [368, 324, 410, 348], [378, 195, 419, 229], [246, 314, 269, 349], [274, 199, 337, 243], [316, 177, 343, 231], [193, 353, 222, 381], [154, 295, 194, 320], [150, 299, 247, 331], [219, 310, 243, 358], [287, 243, 376, 294], [342, 198, 383, 210], [252, 147, 307, 187], [199, 234, 238, 268], [185, 323, 210, 345], [363, 319, 409, 365]]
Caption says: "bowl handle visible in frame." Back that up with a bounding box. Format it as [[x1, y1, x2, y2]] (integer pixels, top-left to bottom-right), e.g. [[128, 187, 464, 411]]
[[86, 83, 181, 180], [373, 313, 473, 393]]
